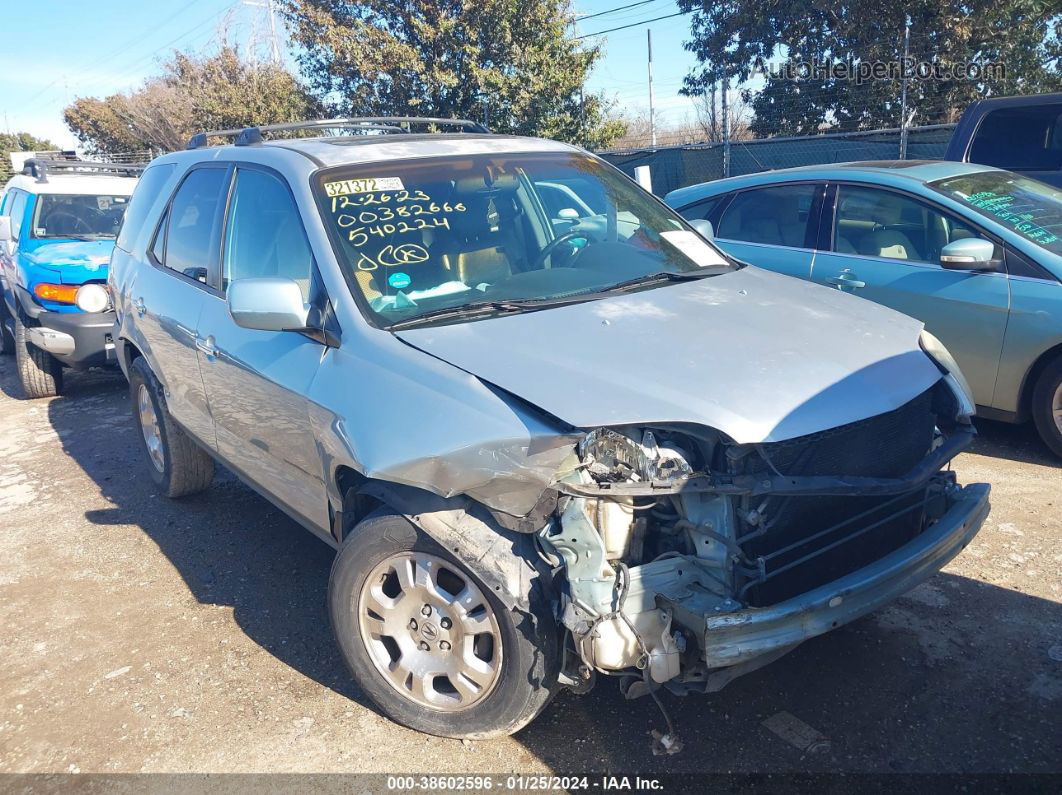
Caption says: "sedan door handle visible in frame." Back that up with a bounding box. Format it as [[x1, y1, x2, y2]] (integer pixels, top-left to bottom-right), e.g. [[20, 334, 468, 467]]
[[133, 297, 146, 316], [826, 269, 866, 290], [195, 335, 217, 358]]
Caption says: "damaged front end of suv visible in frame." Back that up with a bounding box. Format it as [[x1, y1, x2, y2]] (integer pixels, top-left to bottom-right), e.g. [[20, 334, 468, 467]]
[[542, 372, 986, 705]]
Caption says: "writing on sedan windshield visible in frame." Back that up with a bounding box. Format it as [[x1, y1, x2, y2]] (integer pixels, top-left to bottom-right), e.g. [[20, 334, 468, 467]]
[[960, 191, 1060, 247]]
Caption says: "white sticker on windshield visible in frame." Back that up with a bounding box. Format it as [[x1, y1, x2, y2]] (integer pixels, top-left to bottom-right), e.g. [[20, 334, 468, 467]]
[[660, 230, 727, 267], [324, 176, 405, 197]]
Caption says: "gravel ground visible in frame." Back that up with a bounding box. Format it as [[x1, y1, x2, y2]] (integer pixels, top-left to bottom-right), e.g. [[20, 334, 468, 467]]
[[0, 359, 1059, 776]]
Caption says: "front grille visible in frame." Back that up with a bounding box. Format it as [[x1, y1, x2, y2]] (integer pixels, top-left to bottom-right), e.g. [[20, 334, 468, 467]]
[[736, 385, 942, 607]]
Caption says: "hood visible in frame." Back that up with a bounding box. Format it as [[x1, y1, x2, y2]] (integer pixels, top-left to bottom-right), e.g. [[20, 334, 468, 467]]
[[397, 266, 943, 444], [22, 240, 113, 284]]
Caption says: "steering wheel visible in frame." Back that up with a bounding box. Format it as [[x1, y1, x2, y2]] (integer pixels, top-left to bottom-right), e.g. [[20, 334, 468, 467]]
[[46, 211, 92, 235], [529, 230, 590, 271]]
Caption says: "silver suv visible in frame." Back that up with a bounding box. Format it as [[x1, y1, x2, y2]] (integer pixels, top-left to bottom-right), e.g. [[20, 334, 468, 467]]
[[110, 118, 990, 742]]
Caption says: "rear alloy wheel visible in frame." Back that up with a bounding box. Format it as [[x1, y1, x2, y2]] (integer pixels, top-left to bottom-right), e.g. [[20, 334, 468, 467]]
[[1031, 356, 1062, 459], [329, 511, 560, 738], [13, 315, 62, 398], [128, 356, 215, 497]]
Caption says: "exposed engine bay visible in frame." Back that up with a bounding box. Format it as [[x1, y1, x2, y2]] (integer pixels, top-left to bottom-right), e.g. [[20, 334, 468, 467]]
[[535, 380, 971, 697]]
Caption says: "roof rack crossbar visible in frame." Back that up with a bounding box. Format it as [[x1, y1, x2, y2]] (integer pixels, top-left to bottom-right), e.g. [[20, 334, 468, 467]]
[[186, 116, 490, 149], [21, 158, 146, 183]]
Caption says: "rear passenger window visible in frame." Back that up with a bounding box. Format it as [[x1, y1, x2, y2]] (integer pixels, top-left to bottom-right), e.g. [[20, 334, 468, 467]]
[[968, 105, 1062, 172], [716, 184, 818, 248], [116, 163, 176, 252], [222, 168, 313, 299], [159, 168, 227, 283]]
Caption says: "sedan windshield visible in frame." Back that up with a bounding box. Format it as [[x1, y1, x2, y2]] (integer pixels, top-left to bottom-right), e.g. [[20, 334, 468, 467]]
[[314, 152, 732, 327], [929, 171, 1062, 255], [32, 194, 130, 239]]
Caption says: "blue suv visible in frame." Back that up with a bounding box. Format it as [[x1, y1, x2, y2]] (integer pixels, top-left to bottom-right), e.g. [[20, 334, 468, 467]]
[[0, 158, 140, 397]]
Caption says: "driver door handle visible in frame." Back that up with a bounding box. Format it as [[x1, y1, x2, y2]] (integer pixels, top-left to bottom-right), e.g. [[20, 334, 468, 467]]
[[195, 335, 217, 358], [826, 269, 866, 290]]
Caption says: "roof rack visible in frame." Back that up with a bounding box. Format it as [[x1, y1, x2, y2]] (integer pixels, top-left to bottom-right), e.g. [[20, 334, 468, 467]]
[[21, 158, 146, 183], [186, 116, 490, 150]]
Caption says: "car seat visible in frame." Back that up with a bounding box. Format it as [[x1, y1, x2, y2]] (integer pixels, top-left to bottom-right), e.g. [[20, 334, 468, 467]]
[[859, 193, 921, 260]]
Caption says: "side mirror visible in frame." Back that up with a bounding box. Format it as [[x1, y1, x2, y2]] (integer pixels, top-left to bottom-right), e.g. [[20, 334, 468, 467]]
[[940, 238, 995, 270], [689, 218, 714, 240], [0, 216, 11, 243], [557, 208, 581, 220], [228, 278, 309, 332]]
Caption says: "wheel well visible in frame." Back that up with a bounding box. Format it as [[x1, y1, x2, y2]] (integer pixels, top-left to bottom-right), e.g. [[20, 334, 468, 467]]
[[1019, 343, 1062, 420], [122, 338, 143, 372], [334, 465, 382, 538]]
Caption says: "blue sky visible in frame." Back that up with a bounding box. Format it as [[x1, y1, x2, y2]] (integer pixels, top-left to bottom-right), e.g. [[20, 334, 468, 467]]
[[0, 0, 701, 150]]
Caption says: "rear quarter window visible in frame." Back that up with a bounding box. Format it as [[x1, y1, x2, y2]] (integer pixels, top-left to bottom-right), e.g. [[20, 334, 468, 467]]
[[116, 163, 177, 252]]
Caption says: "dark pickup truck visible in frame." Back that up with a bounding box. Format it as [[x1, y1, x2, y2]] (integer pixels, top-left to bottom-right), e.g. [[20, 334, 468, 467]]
[[945, 92, 1062, 188]]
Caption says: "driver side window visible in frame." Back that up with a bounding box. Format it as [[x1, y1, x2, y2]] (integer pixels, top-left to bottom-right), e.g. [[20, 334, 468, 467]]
[[834, 186, 999, 265], [223, 168, 314, 300]]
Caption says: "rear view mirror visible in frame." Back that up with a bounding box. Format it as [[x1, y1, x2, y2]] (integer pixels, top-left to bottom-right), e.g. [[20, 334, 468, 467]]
[[228, 278, 309, 332], [940, 238, 995, 270], [0, 216, 11, 242], [689, 218, 714, 240]]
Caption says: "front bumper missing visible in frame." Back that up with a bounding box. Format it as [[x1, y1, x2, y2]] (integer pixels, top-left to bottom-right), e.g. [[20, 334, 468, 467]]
[[701, 482, 990, 668]]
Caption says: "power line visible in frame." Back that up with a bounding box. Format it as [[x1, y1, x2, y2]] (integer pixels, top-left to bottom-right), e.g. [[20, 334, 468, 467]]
[[577, 10, 688, 39], [576, 1, 658, 23]]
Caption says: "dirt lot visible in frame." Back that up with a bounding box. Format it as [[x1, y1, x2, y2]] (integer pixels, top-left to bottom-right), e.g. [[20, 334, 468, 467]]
[[0, 358, 1059, 776]]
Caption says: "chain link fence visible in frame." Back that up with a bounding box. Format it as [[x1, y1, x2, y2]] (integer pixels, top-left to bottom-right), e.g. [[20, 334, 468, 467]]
[[597, 123, 957, 197]]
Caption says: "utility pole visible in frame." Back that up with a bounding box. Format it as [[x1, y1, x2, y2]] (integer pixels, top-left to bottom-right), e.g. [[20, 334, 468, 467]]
[[898, 16, 911, 159], [647, 29, 657, 148], [244, 0, 282, 64], [721, 77, 731, 177]]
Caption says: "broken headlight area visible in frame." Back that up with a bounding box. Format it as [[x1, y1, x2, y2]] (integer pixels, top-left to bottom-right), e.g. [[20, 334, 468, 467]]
[[540, 381, 976, 696]]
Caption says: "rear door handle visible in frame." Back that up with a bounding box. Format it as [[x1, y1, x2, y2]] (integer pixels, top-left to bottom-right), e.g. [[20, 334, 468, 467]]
[[826, 269, 866, 290], [133, 297, 146, 316], [195, 335, 217, 358]]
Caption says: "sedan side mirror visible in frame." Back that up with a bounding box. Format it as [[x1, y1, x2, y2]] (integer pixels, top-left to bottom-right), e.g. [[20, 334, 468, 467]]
[[228, 278, 309, 332], [689, 218, 714, 240], [0, 216, 11, 242], [939, 238, 995, 270]]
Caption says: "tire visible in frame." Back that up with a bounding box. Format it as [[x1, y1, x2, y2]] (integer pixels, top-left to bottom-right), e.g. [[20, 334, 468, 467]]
[[329, 511, 560, 739], [1031, 356, 1062, 459], [14, 315, 62, 398], [0, 298, 14, 356], [128, 356, 215, 497]]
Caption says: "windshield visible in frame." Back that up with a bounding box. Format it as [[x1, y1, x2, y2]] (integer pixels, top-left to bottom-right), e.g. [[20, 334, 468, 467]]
[[929, 171, 1062, 255], [314, 152, 732, 327], [32, 194, 130, 239]]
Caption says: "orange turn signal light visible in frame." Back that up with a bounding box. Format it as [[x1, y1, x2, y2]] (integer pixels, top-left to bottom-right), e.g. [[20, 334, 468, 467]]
[[33, 283, 79, 304]]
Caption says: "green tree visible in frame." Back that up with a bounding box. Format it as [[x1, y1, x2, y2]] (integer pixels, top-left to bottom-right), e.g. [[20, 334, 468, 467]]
[[64, 45, 319, 154], [679, 0, 1062, 137], [279, 0, 625, 149], [1, 131, 60, 183]]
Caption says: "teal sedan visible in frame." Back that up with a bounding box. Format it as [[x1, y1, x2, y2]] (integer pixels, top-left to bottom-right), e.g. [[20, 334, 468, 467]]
[[665, 161, 1062, 457]]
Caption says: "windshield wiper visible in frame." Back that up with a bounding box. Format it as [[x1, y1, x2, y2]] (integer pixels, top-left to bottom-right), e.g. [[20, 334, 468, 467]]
[[388, 298, 574, 330], [589, 268, 724, 295]]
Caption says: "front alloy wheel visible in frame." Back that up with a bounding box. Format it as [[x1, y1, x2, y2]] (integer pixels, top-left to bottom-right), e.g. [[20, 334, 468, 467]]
[[1031, 356, 1062, 459], [329, 511, 560, 738], [359, 551, 503, 711]]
